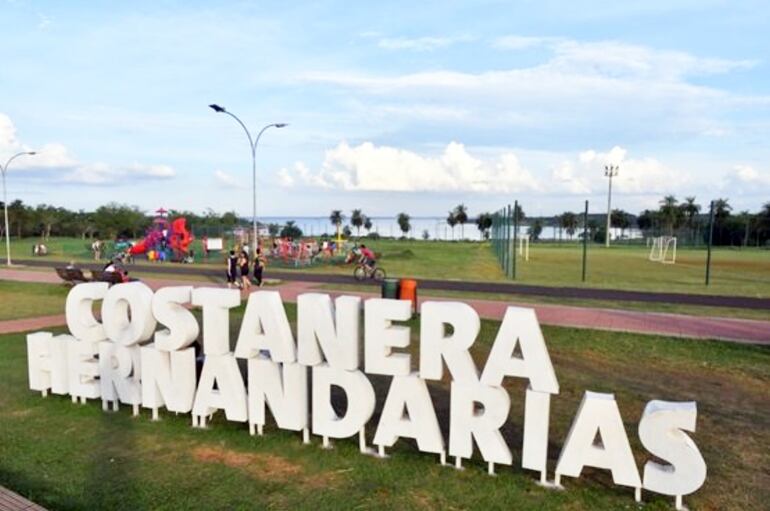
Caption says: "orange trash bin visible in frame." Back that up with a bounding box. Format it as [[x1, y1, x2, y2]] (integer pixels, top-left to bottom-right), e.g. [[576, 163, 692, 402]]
[[399, 278, 418, 315]]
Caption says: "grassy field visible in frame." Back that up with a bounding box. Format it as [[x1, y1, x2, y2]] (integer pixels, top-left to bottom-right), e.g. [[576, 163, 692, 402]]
[[1, 304, 768, 510], [0, 280, 69, 321], [6, 237, 770, 298]]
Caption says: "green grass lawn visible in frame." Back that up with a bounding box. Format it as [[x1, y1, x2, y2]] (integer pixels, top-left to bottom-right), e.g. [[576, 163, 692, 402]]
[[8, 237, 769, 298], [0, 280, 69, 321], [0, 304, 768, 510]]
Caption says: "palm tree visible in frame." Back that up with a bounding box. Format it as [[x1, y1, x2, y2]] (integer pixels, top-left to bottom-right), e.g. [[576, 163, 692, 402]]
[[446, 212, 458, 240], [453, 204, 469, 239], [681, 197, 701, 242], [475, 213, 493, 240], [396, 212, 411, 237], [363, 216, 373, 234], [610, 209, 631, 238], [329, 210, 345, 238], [350, 209, 364, 237], [658, 195, 681, 235], [713, 198, 732, 220], [560, 212, 578, 239]]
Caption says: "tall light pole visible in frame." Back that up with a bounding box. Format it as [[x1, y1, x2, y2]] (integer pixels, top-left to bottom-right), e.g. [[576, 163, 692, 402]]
[[209, 104, 287, 256], [604, 164, 619, 247], [1, 151, 36, 266]]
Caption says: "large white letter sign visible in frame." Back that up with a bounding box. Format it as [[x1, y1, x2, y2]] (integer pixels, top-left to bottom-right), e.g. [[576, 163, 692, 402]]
[[297, 293, 361, 370], [449, 382, 512, 466], [65, 282, 108, 342], [419, 301, 480, 384], [234, 291, 296, 362], [522, 387, 551, 479], [247, 358, 307, 435], [101, 282, 157, 346], [26, 332, 68, 396], [373, 373, 444, 455], [556, 391, 642, 489], [312, 364, 376, 439], [98, 342, 141, 410], [639, 401, 706, 503], [192, 354, 248, 424], [480, 307, 558, 394], [364, 299, 411, 376], [67, 336, 100, 403], [191, 287, 240, 355], [140, 344, 196, 417], [152, 286, 199, 351]]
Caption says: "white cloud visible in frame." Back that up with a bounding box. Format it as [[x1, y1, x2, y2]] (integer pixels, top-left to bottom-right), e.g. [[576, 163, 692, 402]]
[[377, 35, 473, 52], [64, 163, 176, 185], [0, 113, 175, 185], [213, 169, 244, 188], [720, 165, 770, 195], [558, 145, 690, 195], [278, 141, 540, 193], [299, 37, 763, 134], [492, 35, 556, 50]]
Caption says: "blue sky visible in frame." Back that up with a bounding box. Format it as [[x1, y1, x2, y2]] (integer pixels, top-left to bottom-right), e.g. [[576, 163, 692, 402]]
[[1, 0, 769, 218]]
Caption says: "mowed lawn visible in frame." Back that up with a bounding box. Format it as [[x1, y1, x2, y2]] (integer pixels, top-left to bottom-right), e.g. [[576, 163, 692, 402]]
[[7, 237, 770, 297], [0, 280, 69, 321], [0, 304, 768, 510]]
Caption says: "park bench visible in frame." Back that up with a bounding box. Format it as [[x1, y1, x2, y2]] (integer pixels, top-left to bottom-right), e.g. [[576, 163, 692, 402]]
[[54, 267, 89, 285], [90, 270, 127, 285]]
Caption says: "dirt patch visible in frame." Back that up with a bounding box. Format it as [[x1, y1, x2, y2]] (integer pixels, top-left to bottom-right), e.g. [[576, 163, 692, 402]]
[[192, 445, 338, 489], [194, 445, 301, 480]]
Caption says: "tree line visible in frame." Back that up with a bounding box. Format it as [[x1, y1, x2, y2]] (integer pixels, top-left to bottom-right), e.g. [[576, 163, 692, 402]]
[[2, 197, 769, 246], [0, 200, 242, 241]]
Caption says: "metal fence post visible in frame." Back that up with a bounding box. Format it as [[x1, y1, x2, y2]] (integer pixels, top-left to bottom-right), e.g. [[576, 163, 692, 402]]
[[582, 200, 588, 282], [706, 200, 715, 285]]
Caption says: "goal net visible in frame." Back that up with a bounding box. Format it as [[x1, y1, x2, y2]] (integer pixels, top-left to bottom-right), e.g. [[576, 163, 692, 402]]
[[648, 236, 677, 264], [518, 235, 530, 261]]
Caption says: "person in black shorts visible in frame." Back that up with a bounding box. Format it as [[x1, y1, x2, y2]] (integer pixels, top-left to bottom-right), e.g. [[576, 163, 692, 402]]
[[226, 250, 237, 288], [253, 248, 266, 287], [239, 250, 251, 289]]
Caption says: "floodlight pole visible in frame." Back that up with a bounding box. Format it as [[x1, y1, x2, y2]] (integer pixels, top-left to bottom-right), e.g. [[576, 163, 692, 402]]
[[1, 151, 36, 266], [209, 104, 287, 256], [604, 164, 619, 247], [705, 200, 715, 286], [582, 200, 589, 282]]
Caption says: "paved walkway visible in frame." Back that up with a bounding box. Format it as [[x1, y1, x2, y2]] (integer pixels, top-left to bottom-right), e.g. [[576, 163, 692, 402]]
[[2, 268, 769, 344], [11, 257, 770, 310], [0, 486, 46, 511]]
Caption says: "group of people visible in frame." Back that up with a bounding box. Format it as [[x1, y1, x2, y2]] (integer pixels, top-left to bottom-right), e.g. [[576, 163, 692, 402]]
[[226, 247, 266, 289]]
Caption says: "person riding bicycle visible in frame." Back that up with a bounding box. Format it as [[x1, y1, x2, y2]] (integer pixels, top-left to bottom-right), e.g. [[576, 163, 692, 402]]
[[358, 244, 376, 270]]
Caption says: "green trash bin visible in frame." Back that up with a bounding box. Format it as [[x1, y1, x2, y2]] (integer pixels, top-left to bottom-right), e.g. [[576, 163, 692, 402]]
[[381, 278, 400, 299]]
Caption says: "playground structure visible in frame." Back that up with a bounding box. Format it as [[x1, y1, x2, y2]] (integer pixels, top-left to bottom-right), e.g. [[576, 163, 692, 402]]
[[648, 236, 677, 264], [128, 208, 194, 263]]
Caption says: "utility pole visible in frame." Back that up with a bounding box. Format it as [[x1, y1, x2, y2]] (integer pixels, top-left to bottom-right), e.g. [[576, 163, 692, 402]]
[[604, 164, 619, 247]]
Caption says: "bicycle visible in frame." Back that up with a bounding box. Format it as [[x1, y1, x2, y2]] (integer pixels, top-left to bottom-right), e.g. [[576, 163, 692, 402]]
[[353, 263, 386, 282]]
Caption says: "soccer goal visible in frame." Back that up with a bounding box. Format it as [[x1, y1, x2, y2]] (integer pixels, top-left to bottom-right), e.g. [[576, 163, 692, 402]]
[[518, 235, 530, 261], [648, 236, 677, 264]]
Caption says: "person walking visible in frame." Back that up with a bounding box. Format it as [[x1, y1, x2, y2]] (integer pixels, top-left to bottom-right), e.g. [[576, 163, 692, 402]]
[[253, 248, 266, 287], [226, 250, 237, 288], [239, 250, 251, 289]]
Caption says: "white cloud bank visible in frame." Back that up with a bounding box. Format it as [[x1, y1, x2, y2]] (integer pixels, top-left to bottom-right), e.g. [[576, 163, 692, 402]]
[[278, 141, 540, 193], [0, 113, 176, 185], [277, 140, 770, 204], [299, 37, 766, 138]]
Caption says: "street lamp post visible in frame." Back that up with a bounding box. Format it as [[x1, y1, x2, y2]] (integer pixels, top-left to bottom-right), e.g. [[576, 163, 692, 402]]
[[209, 104, 287, 256], [1, 151, 36, 266], [604, 164, 619, 247]]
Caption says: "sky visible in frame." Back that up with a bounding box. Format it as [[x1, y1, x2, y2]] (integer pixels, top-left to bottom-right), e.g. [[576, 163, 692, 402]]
[[1, 0, 769, 219]]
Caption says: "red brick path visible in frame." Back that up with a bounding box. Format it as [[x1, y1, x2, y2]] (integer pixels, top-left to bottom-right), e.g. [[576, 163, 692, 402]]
[[1, 268, 768, 344]]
